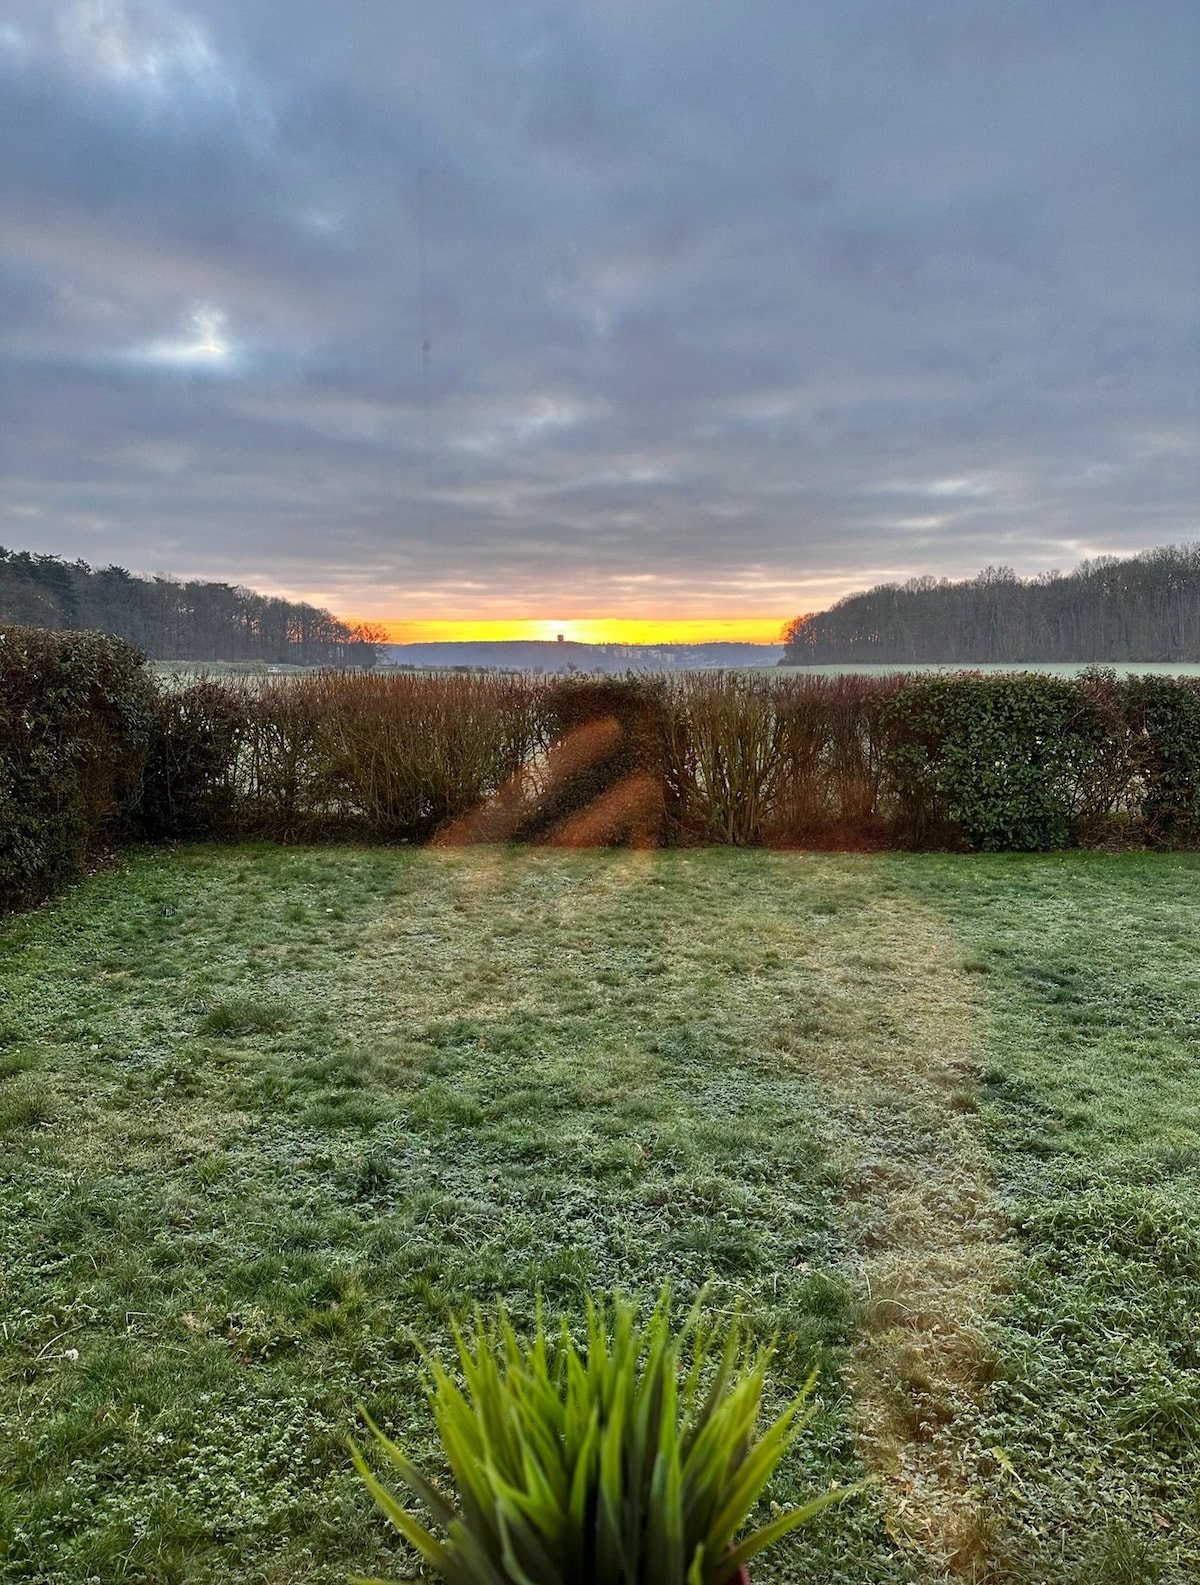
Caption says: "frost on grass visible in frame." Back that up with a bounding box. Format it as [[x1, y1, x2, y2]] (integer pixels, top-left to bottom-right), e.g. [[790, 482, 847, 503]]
[[772, 885, 1015, 1577]]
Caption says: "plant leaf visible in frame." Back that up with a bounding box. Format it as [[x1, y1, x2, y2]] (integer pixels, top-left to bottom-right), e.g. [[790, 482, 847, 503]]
[[348, 1439, 457, 1576], [721, 1483, 869, 1580]]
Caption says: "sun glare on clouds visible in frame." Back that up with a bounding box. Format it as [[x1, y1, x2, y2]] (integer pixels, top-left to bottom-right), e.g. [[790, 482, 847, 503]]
[[129, 307, 238, 371], [59, 0, 221, 88]]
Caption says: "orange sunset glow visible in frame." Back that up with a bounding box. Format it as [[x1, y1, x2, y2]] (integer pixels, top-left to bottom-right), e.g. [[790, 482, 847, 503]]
[[367, 616, 791, 645]]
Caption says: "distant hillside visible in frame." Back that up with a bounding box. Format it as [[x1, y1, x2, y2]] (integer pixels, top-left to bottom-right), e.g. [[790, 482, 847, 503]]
[[382, 640, 783, 672], [782, 543, 1200, 665], [0, 545, 381, 666]]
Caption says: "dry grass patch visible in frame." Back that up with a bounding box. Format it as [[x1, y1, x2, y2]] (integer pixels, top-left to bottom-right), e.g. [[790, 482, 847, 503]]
[[768, 878, 1015, 1578]]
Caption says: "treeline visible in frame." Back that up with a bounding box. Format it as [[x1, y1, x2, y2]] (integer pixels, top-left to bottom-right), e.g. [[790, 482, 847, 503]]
[[0, 545, 383, 666], [7, 624, 1200, 911], [782, 543, 1200, 664]]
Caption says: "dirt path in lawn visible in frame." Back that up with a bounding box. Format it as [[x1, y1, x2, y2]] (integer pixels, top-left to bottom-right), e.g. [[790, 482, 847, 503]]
[[765, 870, 1015, 1578]]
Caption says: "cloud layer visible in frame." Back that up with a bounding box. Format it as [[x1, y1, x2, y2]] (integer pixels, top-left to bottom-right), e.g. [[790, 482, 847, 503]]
[[1, 0, 1197, 623]]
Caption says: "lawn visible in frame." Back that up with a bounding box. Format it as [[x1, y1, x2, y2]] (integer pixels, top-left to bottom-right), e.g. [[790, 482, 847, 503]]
[[1, 847, 1198, 1584]]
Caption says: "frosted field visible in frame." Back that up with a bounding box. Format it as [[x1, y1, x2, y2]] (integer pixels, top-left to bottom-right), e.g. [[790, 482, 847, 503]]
[[773, 660, 1200, 677]]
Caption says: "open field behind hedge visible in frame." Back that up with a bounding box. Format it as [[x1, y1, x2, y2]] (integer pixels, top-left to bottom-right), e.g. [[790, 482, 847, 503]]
[[774, 662, 1200, 679], [2, 847, 1198, 1584]]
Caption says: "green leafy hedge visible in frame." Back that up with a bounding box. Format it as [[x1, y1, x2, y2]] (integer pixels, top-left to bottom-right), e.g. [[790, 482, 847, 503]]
[[880, 674, 1111, 851], [1125, 674, 1200, 846], [879, 670, 1200, 851], [0, 626, 155, 911]]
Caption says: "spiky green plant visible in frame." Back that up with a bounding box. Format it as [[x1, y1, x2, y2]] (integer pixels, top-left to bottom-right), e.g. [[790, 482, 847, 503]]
[[350, 1292, 858, 1585]]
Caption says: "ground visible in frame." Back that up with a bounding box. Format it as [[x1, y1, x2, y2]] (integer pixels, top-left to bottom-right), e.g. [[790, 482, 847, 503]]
[[1, 846, 1198, 1584]]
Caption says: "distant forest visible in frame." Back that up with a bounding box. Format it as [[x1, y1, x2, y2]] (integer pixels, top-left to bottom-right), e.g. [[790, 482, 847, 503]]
[[782, 543, 1200, 664], [0, 546, 383, 665]]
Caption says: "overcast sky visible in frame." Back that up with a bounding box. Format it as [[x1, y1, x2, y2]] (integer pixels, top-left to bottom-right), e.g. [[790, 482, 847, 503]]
[[1, 0, 1197, 628]]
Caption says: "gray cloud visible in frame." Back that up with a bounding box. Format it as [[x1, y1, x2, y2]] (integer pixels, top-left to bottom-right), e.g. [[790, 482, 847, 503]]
[[1, 0, 1197, 623]]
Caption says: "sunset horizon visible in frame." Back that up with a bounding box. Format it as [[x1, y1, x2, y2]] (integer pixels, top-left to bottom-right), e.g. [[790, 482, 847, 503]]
[[364, 616, 792, 646]]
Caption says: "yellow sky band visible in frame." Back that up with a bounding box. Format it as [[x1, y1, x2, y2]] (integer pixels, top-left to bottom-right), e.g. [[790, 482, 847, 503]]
[[365, 617, 792, 645]]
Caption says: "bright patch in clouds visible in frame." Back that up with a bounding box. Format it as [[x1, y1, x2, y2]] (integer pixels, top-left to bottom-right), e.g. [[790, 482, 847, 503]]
[[60, 0, 221, 90], [131, 307, 237, 370], [454, 395, 605, 455], [924, 477, 997, 499]]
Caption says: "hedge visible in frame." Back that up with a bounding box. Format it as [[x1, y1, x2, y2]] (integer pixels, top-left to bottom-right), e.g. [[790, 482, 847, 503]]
[[880, 673, 1115, 851], [5, 646, 1200, 916], [132, 667, 1200, 854], [0, 626, 155, 911]]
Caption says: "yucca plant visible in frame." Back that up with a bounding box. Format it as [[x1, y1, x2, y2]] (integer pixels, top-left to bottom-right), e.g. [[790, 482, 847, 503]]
[[350, 1291, 857, 1585]]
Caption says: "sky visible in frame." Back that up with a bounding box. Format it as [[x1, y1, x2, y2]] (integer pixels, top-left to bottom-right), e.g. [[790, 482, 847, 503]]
[[0, 1, 1197, 642]]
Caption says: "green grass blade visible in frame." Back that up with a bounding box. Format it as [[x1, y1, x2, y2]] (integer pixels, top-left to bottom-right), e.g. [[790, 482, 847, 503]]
[[494, 1498, 568, 1585]]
